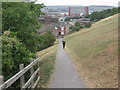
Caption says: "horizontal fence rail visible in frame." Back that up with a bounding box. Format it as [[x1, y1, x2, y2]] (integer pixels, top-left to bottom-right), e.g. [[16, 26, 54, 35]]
[[22, 68, 40, 89], [0, 58, 41, 90]]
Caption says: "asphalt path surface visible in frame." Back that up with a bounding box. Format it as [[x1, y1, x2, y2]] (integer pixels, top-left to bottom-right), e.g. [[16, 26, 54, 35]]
[[48, 39, 86, 88]]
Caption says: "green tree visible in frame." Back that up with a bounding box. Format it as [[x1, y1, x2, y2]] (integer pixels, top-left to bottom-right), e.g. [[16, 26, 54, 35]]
[[90, 8, 119, 21], [90, 11, 100, 21], [2, 2, 45, 53], [2, 2, 56, 88], [75, 22, 80, 27]]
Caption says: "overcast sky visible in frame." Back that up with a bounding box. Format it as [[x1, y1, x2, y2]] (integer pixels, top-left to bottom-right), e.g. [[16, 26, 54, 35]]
[[36, 0, 120, 6]]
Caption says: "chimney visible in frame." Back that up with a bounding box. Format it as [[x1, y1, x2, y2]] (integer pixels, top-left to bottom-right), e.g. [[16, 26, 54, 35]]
[[85, 7, 89, 15], [68, 7, 71, 16]]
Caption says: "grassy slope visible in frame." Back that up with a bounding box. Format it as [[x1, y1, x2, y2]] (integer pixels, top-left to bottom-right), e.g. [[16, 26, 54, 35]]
[[36, 40, 58, 88], [64, 14, 118, 88]]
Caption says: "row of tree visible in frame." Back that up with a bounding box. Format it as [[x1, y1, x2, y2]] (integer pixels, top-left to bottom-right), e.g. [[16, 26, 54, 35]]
[[2, 2, 56, 85], [70, 22, 91, 31], [90, 7, 119, 21]]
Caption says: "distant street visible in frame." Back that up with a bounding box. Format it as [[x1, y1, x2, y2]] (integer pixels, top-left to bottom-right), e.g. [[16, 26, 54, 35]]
[[48, 39, 86, 88]]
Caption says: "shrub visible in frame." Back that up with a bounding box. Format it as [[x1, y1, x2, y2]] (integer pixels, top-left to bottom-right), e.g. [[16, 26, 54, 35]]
[[69, 26, 75, 30], [85, 22, 91, 28], [93, 19, 99, 22], [74, 26, 80, 31], [79, 24, 85, 28], [39, 32, 55, 50], [2, 31, 31, 81], [75, 22, 80, 27]]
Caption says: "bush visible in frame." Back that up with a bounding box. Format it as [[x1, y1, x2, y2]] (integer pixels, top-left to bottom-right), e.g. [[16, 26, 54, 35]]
[[74, 26, 80, 31], [79, 24, 85, 28], [39, 32, 55, 50], [93, 19, 99, 22], [2, 31, 31, 81], [85, 22, 91, 28], [75, 22, 80, 27]]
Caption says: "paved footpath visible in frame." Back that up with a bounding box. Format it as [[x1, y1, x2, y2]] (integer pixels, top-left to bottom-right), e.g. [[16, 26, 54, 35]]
[[48, 39, 86, 88]]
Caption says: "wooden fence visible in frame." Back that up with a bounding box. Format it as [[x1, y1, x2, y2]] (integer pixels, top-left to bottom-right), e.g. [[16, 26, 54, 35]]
[[0, 58, 41, 90]]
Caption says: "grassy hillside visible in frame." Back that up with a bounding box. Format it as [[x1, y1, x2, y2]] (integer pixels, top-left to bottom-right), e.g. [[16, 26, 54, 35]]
[[64, 14, 118, 88], [36, 40, 58, 88]]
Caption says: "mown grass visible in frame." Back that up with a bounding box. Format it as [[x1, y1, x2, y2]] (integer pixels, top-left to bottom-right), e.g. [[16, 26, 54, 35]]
[[64, 14, 118, 88], [36, 41, 58, 88]]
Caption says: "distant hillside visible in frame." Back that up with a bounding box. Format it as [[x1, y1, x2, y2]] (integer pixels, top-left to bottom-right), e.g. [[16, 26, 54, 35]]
[[89, 5, 115, 12], [45, 5, 115, 13], [64, 14, 118, 88]]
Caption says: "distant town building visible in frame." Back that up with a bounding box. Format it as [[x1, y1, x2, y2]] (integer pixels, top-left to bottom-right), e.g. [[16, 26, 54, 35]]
[[41, 6, 114, 17], [68, 17, 90, 26], [51, 17, 59, 23], [38, 16, 59, 24], [77, 18, 90, 24], [68, 7, 89, 16], [39, 24, 55, 34], [38, 16, 70, 36], [54, 22, 70, 36]]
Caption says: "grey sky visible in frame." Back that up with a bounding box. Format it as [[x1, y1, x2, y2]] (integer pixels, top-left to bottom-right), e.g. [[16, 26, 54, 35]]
[[36, 0, 119, 6]]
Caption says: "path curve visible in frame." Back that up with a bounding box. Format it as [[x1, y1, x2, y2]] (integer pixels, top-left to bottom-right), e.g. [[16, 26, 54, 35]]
[[48, 39, 86, 88]]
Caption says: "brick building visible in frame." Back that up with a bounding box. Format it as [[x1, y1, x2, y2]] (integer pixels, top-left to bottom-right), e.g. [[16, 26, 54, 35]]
[[38, 16, 59, 24], [38, 16, 70, 36], [54, 22, 70, 36]]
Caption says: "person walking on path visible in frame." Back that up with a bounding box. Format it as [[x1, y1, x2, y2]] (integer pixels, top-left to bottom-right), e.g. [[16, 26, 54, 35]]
[[48, 39, 86, 88], [62, 40, 66, 49]]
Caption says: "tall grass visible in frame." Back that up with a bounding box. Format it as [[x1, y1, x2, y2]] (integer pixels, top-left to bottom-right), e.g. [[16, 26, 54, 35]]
[[37, 44, 58, 88]]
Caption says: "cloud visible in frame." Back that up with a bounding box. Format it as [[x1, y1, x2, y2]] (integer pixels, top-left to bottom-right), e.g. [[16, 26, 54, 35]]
[[36, 0, 119, 6]]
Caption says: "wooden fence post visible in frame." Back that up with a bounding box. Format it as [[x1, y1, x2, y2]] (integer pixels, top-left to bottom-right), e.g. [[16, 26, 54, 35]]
[[36, 57, 40, 76], [19, 64, 25, 88], [0, 75, 4, 85], [38, 61, 40, 76], [0, 75, 4, 89], [30, 58, 34, 87], [37, 58, 40, 85]]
